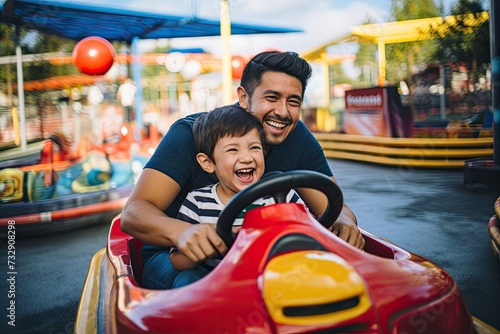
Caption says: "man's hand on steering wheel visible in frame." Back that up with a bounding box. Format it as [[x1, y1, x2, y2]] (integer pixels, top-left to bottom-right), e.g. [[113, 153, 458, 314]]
[[217, 170, 344, 248], [329, 205, 365, 250]]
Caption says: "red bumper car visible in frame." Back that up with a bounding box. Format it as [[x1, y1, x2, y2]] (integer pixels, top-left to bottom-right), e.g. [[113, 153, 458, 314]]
[[75, 171, 497, 333]]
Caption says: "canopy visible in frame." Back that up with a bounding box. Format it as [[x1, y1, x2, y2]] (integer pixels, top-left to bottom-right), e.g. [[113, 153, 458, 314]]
[[0, 0, 302, 150], [350, 11, 489, 45], [301, 12, 489, 86], [0, 0, 301, 42]]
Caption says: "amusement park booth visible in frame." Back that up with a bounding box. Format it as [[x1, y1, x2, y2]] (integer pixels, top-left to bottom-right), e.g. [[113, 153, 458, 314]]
[[344, 86, 413, 138]]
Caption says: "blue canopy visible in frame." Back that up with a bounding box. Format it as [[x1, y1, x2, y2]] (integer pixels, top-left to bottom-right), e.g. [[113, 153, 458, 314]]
[[1, 0, 302, 149], [0, 0, 302, 42]]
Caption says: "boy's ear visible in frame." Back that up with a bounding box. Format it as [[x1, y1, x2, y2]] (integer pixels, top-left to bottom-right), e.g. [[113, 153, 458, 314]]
[[196, 153, 215, 173]]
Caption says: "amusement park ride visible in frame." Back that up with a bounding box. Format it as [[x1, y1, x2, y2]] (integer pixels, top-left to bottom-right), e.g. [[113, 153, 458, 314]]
[[0, 0, 302, 237], [74, 171, 500, 334], [0, 36, 156, 237], [0, 0, 499, 332]]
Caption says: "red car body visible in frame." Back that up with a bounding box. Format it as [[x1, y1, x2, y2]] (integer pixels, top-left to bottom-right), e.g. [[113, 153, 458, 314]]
[[76, 201, 493, 333]]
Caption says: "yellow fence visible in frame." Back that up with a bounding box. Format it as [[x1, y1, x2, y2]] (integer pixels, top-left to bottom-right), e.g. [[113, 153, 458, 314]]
[[314, 132, 493, 169]]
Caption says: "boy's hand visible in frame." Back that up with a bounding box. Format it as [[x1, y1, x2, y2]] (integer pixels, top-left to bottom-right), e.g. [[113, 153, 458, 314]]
[[175, 224, 228, 263]]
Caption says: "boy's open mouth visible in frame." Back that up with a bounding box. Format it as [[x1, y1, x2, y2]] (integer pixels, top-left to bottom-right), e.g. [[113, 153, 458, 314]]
[[235, 168, 255, 181]]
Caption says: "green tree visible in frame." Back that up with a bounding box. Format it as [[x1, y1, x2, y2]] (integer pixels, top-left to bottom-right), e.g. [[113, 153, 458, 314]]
[[24, 32, 77, 81], [429, 0, 490, 86], [385, 0, 441, 85], [0, 24, 78, 83], [329, 63, 354, 87], [390, 0, 443, 21], [0, 24, 17, 56], [353, 18, 378, 87], [1, 24, 29, 106]]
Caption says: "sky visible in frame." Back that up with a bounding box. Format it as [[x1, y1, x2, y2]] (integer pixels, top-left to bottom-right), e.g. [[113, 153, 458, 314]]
[[1, 0, 487, 80], [49, 0, 467, 57]]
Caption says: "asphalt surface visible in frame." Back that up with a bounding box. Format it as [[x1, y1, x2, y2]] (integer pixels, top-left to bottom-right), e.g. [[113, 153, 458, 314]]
[[0, 159, 499, 333]]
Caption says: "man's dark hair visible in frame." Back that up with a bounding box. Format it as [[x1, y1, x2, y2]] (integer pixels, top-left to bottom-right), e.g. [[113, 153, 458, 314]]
[[240, 51, 312, 99], [194, 105, 266, 161]]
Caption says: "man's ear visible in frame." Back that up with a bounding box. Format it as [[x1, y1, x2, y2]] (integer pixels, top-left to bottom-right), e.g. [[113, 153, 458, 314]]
[[237, 86, 249, 109], [196, 153, 215, 173]]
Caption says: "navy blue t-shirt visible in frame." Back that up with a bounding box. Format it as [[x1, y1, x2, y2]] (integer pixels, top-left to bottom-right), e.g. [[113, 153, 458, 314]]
[[145, 112, 332, 218], [142, 112, 333, 262]]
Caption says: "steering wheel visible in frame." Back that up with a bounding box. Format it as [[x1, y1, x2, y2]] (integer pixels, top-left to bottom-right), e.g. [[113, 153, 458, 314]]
[[216, 170, 343, 248]]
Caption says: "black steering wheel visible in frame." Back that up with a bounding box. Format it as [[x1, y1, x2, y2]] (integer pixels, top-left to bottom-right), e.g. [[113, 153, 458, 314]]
[[216, 170, 343, 248]]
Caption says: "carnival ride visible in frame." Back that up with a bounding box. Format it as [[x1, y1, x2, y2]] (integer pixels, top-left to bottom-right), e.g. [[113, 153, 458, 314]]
[[75, 171, 498, 333], [301, 12, 494, 169], [0, 126, 153, 237], [0, 36, 154, 237], [0, 0, 302, 236], [489, 196, 500, 262]]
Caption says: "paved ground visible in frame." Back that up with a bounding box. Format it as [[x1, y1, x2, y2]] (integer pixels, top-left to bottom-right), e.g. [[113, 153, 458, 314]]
[[0, 159, 499, 333], [329, 159, 500, 331]]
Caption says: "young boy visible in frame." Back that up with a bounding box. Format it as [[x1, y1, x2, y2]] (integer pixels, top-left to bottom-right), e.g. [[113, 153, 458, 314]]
[[169, 105, 302, 288]]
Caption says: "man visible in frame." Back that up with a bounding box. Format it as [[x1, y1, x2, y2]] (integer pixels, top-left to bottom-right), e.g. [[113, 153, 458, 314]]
[[121, 51, 365, 289]]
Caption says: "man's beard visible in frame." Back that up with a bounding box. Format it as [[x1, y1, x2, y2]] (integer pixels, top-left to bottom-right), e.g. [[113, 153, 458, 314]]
[[262, 115, 292, 146]]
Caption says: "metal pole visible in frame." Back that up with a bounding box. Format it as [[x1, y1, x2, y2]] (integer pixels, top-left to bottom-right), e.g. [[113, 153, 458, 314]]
[[491, 0, 500, 165], [132, 36, 143, 141], [439, 65, 446, 120], [15, 25, 26, 151], [221, 0, 233, 105], [377, 40, 386, 87]]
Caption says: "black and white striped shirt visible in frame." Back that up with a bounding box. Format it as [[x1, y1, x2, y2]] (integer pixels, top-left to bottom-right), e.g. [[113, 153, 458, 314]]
[[177, 183, 303, 226], [174, 183, 303, 267]]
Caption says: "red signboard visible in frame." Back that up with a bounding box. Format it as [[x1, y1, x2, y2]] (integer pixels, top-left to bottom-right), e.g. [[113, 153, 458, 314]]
[[344, 87, 413, 137], [344, 87, 390, 136]]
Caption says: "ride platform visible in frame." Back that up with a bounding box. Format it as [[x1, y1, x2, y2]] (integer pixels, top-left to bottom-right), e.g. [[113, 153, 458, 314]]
[[314, 132, 493, 169]]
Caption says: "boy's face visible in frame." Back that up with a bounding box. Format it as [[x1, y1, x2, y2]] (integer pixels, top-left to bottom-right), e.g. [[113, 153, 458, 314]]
[[197, 128, 265, 203], [238, 71, 303, 146]]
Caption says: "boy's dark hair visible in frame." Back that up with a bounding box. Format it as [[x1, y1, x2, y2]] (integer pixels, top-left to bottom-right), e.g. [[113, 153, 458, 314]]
[[240, 51, 312, 99], [194, 105, 266, 161]]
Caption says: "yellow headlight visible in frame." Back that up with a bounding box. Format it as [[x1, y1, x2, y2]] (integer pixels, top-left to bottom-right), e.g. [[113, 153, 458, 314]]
[[261, 250, 371, 326]]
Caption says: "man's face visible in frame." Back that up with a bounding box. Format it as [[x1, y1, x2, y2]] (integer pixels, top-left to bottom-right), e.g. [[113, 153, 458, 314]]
[[238, 72, 303, 146]]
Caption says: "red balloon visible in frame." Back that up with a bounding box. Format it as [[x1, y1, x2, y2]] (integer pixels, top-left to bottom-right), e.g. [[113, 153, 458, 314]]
[[73, 36, 116, 76], [231, 55, 247, 79]]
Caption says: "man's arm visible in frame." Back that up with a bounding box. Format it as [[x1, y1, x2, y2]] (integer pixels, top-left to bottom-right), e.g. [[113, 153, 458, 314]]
[[280, 123, 364, 248], [120, 168, 227, 262], [329, 201, 365, 249], [297, 176, 365, 249]]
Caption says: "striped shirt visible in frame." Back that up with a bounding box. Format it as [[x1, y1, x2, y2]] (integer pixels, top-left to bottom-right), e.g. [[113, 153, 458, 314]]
[[176, 183, 303, 226], [174, 183, 303, 267]]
